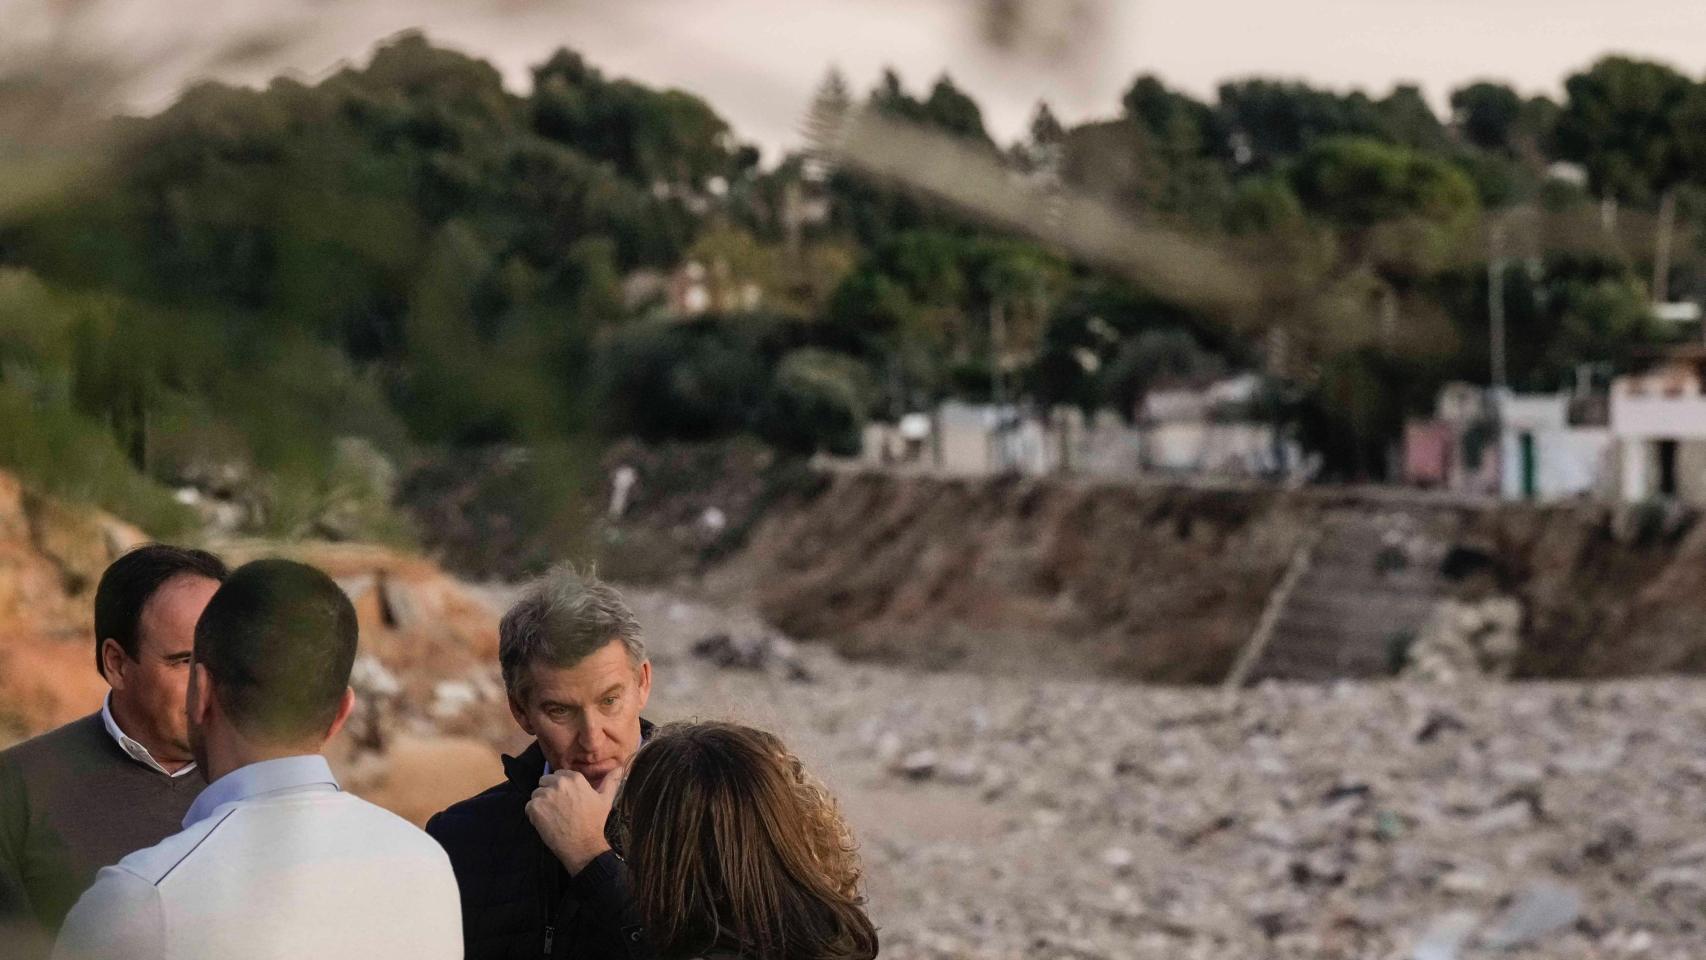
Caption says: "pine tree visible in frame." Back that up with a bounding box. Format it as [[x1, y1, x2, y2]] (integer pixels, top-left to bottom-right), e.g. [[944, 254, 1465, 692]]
[[802, 67, 853, 174]]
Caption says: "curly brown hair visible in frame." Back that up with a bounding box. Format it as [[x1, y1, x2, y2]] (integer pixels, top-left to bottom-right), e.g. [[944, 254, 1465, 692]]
[[615, 722, 878, 960]]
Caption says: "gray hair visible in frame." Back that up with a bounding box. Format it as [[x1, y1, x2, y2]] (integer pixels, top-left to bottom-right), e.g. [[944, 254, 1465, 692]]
[[499, 566, 646, 702]]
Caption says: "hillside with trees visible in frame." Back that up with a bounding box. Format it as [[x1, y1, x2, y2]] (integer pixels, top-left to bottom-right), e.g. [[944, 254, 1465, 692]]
[[1, 33, 1702, 547]]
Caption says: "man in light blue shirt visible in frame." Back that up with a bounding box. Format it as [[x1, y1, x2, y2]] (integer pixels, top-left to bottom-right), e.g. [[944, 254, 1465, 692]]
[[53, 559, 462, 960]]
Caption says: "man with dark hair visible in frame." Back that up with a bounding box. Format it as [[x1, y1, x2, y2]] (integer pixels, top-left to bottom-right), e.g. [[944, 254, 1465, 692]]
[[54, 558, 460, 960], [427, 566, 656, 960], [0, 544, 227, 949]]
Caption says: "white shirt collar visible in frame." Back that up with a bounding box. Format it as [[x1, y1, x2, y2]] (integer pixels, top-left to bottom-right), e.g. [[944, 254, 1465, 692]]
[[101, 693, 198, 778], [182, 754, 339, 829]]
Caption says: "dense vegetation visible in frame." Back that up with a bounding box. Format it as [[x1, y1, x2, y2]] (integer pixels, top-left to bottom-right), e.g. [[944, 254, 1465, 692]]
[[1, 34, 1703, 535]]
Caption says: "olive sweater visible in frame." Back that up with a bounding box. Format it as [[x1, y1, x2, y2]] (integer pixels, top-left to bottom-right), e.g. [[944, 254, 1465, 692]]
[[0, 713, 202, 937]]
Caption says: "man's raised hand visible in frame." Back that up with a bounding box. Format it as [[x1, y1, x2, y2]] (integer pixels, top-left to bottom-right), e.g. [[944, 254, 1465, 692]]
[[525, 770, 623, 874]]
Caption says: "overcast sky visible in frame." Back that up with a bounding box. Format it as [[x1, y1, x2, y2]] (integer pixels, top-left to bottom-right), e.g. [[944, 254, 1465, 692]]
[[17, 0, 1706, 157]]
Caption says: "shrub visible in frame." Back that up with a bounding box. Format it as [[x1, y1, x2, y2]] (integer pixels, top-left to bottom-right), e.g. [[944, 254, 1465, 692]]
[[756, 348, 872, 455], [0, 383, 193, 536], [597, 319, 768, 440]]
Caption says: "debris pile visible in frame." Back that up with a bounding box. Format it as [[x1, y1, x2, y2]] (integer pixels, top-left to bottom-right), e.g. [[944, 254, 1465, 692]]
[[1405, 596, 1524, 682]]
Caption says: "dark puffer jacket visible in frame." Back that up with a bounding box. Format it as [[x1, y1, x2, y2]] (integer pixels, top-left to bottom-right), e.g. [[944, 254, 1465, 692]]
[[425, 733, 655, 960]]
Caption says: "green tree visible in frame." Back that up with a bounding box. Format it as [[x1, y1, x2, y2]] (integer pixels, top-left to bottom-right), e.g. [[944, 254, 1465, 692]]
[[1289, 137, 1479, 235], [530, 47, 740, 189], [1224, 176, 1306, 235], [756, 348, 873, 455], [1555, 56, 1695, 299], [1013, 100, 1065, 174], [1374, 85, 1449, 152], [1122, 74, 1223, 160], [803, 68, 853, 163], [1215, 79, 1384, 169], [1451, 82, 1525, 154], [923, 76, 992, 144], [1100, 329, 1226, 419]]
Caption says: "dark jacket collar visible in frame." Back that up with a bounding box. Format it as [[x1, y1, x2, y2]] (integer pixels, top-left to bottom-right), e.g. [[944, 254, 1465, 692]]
[[501, 717, 655, 788]]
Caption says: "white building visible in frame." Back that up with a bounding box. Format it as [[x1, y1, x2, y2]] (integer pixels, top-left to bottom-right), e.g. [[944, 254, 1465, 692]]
[[1494, 391, 1613, 502], [1137, 374, 1301, 479], [854, 374, 1304, 482], [860, 403, 1057, 476], [860, 403, 1151, 478], [1609, 350, 1706, 504], [1070, 410, 1145, 478]]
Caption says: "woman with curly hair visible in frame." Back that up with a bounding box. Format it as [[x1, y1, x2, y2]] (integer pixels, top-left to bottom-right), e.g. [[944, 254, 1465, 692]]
[[614, 722, 879, 960]]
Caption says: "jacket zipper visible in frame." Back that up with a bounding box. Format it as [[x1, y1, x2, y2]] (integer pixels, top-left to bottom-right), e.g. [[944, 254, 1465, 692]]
[[541, 834, 562, 957]]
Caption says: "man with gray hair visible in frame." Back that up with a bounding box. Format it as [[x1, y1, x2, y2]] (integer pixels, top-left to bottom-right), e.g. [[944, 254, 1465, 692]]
[[427, 567, 655, 960]]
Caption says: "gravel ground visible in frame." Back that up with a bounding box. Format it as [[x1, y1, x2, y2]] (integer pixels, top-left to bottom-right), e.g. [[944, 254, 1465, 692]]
[[413, 585, 1706, 960]]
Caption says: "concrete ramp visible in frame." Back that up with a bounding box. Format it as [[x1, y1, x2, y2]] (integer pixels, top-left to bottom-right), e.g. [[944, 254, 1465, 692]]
[[1240, 510, 1448, 683]]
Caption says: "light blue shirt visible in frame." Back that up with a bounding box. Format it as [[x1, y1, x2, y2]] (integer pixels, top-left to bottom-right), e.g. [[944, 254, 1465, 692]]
[[54, 753, 461, 960], [181, 754, 340, 829]]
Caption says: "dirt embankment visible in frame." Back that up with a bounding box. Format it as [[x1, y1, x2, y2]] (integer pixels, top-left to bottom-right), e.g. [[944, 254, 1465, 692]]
[[1456, 504, 1706, 678], [401, 438, 811, 583], [698, 469, 1706, 684], [0, 473, 147, 739], [706, 473, 1317, 683], [397, 438, 1706, 684]]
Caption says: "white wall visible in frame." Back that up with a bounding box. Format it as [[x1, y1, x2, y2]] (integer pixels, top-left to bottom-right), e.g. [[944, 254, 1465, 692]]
[[1620, 439, 1651, 502], [1437, 382, 1488, 423], [936, 406, 996, 476], [1497, 392, 1568, 431], [1073, 420, 1144, 477], [1610, 392, 1706, 440], [1141, 422, 1293, 476], [1611, 436, 1706, 505], [1500, 427, 1612, 501]]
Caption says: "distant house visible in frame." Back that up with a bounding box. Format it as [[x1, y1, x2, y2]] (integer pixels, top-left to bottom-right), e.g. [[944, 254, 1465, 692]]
[[1136, 374, 1301, 479], [1069, 410, 1145, 478], [1403, 382, 1498, 494], [860, 403, 1058, 476], [1404, 383, 1613, 501], [852, 376, 1299, 482], [1496, 391, 1612, 501], [1609, 347, 1706, 503]]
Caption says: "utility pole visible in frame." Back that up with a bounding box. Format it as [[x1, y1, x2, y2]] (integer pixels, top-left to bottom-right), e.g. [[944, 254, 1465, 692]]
[[1654, 189, 1677, 305], [1488, 217, 1508, 393], [990, 300, 1008, 471]]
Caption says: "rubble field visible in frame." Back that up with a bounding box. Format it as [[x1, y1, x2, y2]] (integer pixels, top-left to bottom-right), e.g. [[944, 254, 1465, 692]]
[[388, 586, 1706, 960]]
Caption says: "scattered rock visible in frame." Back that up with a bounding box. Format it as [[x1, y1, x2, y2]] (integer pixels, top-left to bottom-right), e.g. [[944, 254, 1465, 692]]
[[937, 756, 983, 786], [429, 680, 480, 721], [1411, 910, 1480, 960], [351, 654, 402, 699], [1405, 596, 1524, 682], [1478, 882, 1583, 950], [1584, 821, 1639, 865], [893, 749, 939, 781], [1101, 846, 1135, 872], [690, 631, 814, 682], [1415, 709, 1467, 743]]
